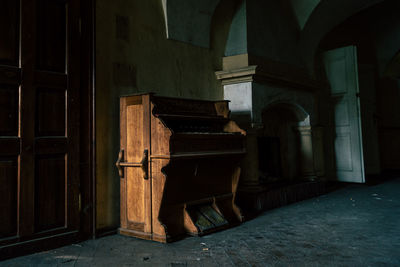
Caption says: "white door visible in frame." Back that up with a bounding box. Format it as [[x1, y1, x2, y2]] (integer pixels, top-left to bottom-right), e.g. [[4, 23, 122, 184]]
[[323, 46, 365, 183]]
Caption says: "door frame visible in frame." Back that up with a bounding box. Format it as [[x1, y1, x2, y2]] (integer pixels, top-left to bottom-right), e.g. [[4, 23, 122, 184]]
[[0, 0, 96, 260], [80, 0, 96, 241], [323, 45, 365, 183]]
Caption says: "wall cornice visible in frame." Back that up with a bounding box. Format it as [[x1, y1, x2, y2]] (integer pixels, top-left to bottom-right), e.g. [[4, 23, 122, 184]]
[[216, 54, 327, 91]]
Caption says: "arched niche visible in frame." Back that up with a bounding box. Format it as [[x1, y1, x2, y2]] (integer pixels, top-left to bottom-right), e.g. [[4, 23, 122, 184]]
[[259, 102, 316, 183], [161, 0, 221, 48]]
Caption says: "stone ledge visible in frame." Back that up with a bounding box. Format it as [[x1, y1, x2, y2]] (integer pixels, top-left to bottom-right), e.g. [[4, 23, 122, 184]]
[[216, 54, 328, 91]]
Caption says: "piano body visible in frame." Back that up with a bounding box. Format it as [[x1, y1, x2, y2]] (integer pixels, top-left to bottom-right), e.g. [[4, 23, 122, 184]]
[[116, 93, 246, 242]]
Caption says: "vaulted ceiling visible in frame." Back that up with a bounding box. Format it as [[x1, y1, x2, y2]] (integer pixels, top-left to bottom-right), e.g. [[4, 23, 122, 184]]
[[299, 0, 385, 67], [289, 0, 320, 30], [162, 0, 398, 74]]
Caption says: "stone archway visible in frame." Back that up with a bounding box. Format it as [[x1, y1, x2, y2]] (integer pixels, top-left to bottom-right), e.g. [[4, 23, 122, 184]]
[[259, 102, 316, 183]]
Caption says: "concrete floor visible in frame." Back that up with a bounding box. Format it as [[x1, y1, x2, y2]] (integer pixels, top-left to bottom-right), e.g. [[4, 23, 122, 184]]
[[2, 178, 400, 267]]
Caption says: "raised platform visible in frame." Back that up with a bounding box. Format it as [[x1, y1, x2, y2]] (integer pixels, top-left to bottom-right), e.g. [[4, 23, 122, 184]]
[[236, 181, 334, 218]]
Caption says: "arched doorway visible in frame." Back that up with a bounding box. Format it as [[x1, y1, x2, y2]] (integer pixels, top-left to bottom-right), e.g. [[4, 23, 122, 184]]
[[258, 102, 315, 184]]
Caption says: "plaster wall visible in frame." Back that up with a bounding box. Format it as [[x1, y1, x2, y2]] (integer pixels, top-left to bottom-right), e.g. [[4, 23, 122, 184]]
[[245, 0, 300, 67], [224, 1, 247, 56], [373, 7, 400, 76], [224, 0, 302, 67], [378, 78, 400, 170], [95, 0, 229, 231], [162, 0, 220, 48], [223, 82, 252, 128], [371, 1, 400, 171]]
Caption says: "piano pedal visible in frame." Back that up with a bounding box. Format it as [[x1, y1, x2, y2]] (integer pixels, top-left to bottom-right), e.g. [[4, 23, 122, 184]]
[[184, 203, 229, 236]]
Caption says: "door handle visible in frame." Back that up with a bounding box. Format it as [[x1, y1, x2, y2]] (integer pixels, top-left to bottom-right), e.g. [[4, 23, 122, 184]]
[[116, 149, 149, 180]]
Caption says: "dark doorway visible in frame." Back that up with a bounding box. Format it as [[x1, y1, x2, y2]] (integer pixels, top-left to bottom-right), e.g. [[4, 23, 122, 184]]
[[258, 136, 282, 183]]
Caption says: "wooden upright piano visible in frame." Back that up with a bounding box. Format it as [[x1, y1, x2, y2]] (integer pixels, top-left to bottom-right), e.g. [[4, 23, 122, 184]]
[[116, 93, 246, 242]]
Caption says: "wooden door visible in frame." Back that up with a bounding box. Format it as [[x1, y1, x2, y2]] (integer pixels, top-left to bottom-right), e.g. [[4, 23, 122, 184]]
[[323, 46, 365, 183], [119, 95, 152, 238], [0, 0, 81, 254]]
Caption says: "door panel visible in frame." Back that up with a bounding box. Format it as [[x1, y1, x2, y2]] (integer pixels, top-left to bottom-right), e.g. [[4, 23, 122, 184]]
[[35, 155, 66, 232], [127, 168, 145, 226], [323, 46, 365, 183], [334, 133, 352, 171], [36, 0, 67, 72], [30, 0, 78, 236], [0, 158, 18, 238], [0, 0, 22, 242], [36, 87, 66, 136], [0, 84, 19, 136], [0, 0, 19, 65], [334, 98, 350, 126], [0, 0, 82, 253]]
